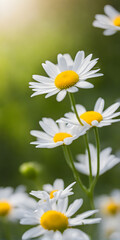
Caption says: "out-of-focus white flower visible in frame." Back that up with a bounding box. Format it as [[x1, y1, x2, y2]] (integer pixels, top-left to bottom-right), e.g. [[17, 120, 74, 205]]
[[21, 197, 101, 239], [0, 186, 36, 221], [96, 190, 120, 239], [93, 5, 120, 36], [30, 181, 76, 201], [58, 98, 120, 128], [30, 118, 87, 149], [75, 144, 120, 176], [29, 51, 103, 102]]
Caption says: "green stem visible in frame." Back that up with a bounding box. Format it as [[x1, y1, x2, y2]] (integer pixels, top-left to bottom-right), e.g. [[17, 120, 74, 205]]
[[68, 93, 83, 125], [84, 133, 92, 185], [63, 145, 88, 194], [91, 127, 100, 191]]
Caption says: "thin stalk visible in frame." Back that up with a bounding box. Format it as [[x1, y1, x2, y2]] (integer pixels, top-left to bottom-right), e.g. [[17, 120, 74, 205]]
[[68, 93, 83, 125], [91, 127, 100, 191], [84, 133, 93, 185], [63, 145, 88, 194]]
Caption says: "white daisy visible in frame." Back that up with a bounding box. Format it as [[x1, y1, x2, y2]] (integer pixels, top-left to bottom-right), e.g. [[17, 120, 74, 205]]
[[30, 118, 87, 149], [93, 5, 120, 36], [30, 181, 76, 201], [0, 186, 36, 221], [40, 228, 89, 240], [21, 197, 101, 239], [75, 144, 120, 176], [58, 98, 120, 128], [96, 190, 120, 217], [29, 51, 103, 102], [96, 190, 120, 239]]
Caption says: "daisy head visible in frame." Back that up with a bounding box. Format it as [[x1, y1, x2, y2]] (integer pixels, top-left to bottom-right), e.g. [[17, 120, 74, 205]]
[[96, 190, 120, 217], [75, 144, 120, 176], [29, 51, 103, 102], [93, 5, 120, 36], [30, 118, 87, 149], [30, 181, 76, 201], [58, 98, 120, 129], [21, 196, 101, 239], [96, 191, 120, 239], [0, 186, 36, 221]]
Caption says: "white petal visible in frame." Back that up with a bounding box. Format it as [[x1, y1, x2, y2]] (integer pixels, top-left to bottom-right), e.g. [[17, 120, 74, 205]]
[[103, 102, 120, 117], [42, 63, 56, 78], [75, 210, 99, 220], [22, 226, 45, 240], [77, 81, 94, 89], [63, 228, 89, 240], [45, 89, 59, 98], [57, 54, 68, 71], [67, 87, 78, 93], [93, 20, 109, 29], [73, 51, 84, 72], [45, 61, 59, 76], [53, 179, 64, 190], [103, 29, 116, 36], [63, 54, 74, 66], [56, 90, 67, 102], [95, 14, 112, 24], [66, 199, 83, 217], [77, 54, 93, 74], [104, 5, 120, 19], [32, 75, 54, 84], [94, 98, 105, 113]]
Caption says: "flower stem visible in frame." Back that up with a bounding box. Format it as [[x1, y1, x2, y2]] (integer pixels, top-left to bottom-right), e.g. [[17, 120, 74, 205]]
[[68, 93, 83, 125], [63, 145, 88, 194], [90, 127, 100, 192], [84, 133, 93, 185]]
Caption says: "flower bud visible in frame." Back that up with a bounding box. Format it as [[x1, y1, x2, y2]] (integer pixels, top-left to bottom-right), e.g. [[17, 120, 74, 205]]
[[19, 162, 42, 179]]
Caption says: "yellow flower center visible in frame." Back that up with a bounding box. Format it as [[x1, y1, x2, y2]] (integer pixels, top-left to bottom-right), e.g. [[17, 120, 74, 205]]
[[50, 190, 58, 199], [54, 70, 79, 89], [53, 132, 72, 143], [104, 201, 119, 215], [80, 111, 103, 125], [40, 210, 68, 231], [113, 16, 120, 26], [0, 201, 12, 216]]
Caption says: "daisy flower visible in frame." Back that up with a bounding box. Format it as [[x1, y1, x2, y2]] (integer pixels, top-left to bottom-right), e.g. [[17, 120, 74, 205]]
[[40, 228, 89, 240], [30, 118, 87, 149], [30, 181, 76, 201], [29, 51, 103, 102], [96, 190, 120, 239], [75, 144, 120, 176], [96, 190, 120, 217], [21, 197, 101, 239], [0, 186, 36, 221], [58, 98, 120, 128], [93, 5, 120, 36]]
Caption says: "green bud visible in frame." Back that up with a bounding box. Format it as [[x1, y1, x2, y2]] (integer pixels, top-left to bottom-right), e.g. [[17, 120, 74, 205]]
[[19, 162, 42, 180]]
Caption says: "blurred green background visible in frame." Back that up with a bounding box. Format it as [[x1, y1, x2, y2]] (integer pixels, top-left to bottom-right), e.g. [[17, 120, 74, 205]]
[[0, 0, 120, 239]]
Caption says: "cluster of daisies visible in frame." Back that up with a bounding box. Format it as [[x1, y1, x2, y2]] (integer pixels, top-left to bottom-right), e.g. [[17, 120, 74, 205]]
[[28, 5, 120, 238], [1, 3, 120, 240], [20, 179, 101, 240]]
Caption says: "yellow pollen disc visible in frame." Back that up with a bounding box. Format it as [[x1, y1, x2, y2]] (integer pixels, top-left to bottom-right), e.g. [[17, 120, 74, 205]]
[[53, 132, 72, 143], [54, 70, 79, 89], [113, 16, 120, 26], [40, 210, 68, 231], [50, 190, 58, 199], [0, 201, 12, 216], [104, 201, 119, 215], [80, 111, 103, 125]]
